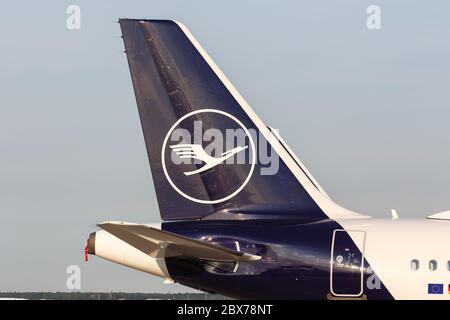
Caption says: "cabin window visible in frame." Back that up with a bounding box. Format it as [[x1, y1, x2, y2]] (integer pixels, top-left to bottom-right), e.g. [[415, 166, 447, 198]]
[[429, 260, 437, 271], [447, 261, 450, 271], [410, 259, 419, 271]]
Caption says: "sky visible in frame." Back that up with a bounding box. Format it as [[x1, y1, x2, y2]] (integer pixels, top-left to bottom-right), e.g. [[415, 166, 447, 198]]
[[1, 0, 450, 292]]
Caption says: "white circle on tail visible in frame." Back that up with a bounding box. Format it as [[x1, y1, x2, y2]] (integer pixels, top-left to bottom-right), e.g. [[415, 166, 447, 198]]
[[161, 109, 256, 204]]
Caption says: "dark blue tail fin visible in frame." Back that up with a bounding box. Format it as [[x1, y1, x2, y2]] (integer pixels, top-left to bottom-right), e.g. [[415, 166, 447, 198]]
[[119, 19, 361, 221]]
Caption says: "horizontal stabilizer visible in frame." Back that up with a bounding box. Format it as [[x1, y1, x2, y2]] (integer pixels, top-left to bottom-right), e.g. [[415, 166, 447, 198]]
[[427, 210, 450, 221], [97, 222, 261, 262]]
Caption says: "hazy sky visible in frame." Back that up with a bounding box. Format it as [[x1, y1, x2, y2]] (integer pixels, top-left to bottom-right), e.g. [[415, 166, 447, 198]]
[[1, 1, 450, 292]]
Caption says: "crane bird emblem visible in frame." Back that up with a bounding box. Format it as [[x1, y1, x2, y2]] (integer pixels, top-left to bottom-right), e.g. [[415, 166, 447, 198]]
[[170, 144, 248, 176]]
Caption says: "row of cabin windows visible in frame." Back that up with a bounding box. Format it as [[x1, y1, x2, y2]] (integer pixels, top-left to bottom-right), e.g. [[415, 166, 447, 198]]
[[411, 260, 450, 271]]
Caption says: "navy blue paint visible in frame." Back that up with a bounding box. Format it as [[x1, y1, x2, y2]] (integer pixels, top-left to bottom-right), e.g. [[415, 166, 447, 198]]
[[120, 19, 326, 221], [162, 220, 394, 300]]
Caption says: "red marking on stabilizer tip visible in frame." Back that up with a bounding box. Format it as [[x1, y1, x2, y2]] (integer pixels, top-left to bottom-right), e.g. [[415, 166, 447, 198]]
[[84, 239, 89, 262]]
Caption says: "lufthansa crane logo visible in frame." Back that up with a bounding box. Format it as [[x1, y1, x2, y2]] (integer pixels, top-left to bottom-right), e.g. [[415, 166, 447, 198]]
[[170, 144, 248, 176], [161, 109, 256, 204]]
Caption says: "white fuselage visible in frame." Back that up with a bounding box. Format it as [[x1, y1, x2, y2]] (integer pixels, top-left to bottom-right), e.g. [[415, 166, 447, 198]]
[[338, 218, 450, 299]]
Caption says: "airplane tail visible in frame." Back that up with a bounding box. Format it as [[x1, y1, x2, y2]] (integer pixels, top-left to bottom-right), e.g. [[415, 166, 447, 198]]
[[119, 19, 364, 221]]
